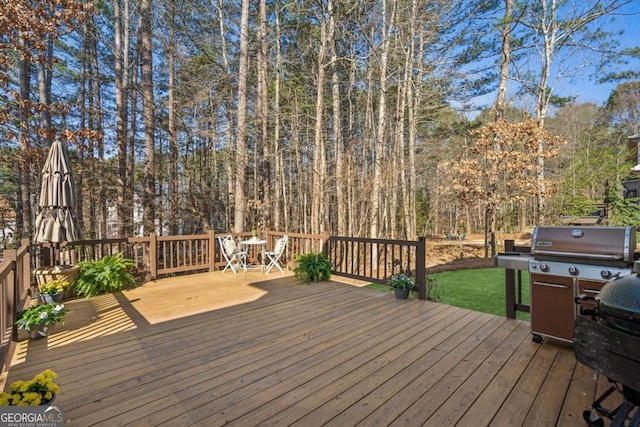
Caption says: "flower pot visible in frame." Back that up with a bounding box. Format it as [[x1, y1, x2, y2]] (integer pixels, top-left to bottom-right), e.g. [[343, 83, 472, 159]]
[[28, 324, 52, 339], [394, 288, 409, 300], [40, 293, 63, 304]]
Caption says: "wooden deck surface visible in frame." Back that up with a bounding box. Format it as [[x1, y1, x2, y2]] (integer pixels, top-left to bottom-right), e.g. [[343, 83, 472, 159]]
[[5, 271, 620, 426]]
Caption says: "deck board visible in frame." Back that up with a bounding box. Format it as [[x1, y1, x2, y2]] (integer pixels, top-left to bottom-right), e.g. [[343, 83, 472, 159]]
[[3, 271, 615, 426]]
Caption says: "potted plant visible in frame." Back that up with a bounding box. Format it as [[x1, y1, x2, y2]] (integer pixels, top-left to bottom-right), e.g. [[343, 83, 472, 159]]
[[389, 274, 414, 299], [293, 251, 332, 282], [74, 252, 136, 298], [0, 369, 60, 406], [38, 279, 69, 303], [15, 303, 68, 339]]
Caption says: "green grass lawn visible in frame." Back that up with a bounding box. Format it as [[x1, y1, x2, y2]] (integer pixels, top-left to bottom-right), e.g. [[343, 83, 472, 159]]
[[367, 268, 531, 321]]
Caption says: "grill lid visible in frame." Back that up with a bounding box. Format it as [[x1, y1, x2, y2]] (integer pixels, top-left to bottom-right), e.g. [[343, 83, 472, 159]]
[[597, 273, 640, 317], [532, 226, 636, 263]]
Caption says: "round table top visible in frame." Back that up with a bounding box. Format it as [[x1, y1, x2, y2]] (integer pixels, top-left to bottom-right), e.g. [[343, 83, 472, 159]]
[[241, 239, 266, 245]]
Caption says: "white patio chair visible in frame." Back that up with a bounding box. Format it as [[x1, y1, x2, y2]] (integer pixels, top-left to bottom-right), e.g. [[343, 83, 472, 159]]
[[263, 235, 288, 273], [218, 235, 247, 274]]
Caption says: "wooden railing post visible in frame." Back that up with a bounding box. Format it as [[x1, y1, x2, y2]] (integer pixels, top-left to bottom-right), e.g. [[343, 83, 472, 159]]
[[416, 236, 426, 300], [504, 239, 516, 319], [148, 233, 157, 280], [20, 239, 31, 296], [209, 231, 216, 272]]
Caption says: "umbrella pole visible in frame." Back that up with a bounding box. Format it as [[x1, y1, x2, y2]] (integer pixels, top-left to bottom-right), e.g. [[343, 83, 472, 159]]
[[50, 245, 55, 267]]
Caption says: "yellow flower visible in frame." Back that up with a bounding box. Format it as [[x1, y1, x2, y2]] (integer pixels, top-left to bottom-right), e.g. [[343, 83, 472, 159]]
[[10, 380, 25, 393], [0, 393, 11, 406], [22, 392, 42, 405]]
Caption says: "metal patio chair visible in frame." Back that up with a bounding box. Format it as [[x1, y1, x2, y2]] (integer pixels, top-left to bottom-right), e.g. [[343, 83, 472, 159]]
[[263, 235, 288, 273], [218, 235, 247, 274]]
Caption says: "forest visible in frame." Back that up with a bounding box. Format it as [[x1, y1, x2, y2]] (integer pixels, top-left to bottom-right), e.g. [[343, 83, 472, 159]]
[[1, 0, 640, 247]]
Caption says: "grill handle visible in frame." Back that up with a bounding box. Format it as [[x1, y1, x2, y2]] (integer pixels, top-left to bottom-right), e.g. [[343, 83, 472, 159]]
[[532, 250, 623, 261], [532, 281, 570, 289], [575, 293, 597, 318]]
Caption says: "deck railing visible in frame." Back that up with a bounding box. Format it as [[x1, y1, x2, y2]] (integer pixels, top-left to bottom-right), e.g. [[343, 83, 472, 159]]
[[0, 239, 31, 372], [33, 231, 328, 281], [324, 236, 427, 300]]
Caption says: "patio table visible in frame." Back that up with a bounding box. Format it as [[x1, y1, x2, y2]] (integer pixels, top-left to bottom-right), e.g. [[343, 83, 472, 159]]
[[240, 239, 267, 271]]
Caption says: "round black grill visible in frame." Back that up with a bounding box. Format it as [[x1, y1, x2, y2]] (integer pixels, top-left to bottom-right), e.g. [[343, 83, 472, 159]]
[[574, 272, 640, 426], [597, 274, 640, 337]]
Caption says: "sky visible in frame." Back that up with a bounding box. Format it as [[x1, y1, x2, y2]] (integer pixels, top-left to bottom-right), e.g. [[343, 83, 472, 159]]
[[567, 11, 640, 106], [470, 5, 640, 116]]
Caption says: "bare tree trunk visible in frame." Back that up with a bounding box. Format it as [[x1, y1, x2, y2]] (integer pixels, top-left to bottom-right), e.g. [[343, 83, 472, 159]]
[[405, 2, 420, 240], [37, 40, 53, 142], [484, 0, 513, 256], [90, 16, 106, 239], [233, 0, 250, 233], [257, 0, 270, 231], [370, 0, 393, 239], [533, 0, 556, 225], [347, 44, 357, 238], [495, 0, 513, 119], [214, 0, 235, 231], [311, 10, 327, 235], [78, 20, 89, 237], [273, 4, 283, 231], [18, 36, 31, 240], [167, 0, 178, 235], [114, 0, 129, 237], [140, 0, 155, 235], [128, 50, 138, 236], [329, 0, 345, 237]]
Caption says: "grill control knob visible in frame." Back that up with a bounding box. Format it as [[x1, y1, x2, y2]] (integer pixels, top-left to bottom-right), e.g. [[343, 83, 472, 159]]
[[568, 266, 579, 276], [539, 263, 549, 272], [601, 269, 612, 280]]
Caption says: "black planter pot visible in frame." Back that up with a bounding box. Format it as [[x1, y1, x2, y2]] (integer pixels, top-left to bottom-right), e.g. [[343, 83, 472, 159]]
[[394, 288, 409, 299]]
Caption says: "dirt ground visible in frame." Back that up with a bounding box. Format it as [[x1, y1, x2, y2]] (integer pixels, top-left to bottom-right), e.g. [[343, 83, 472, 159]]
[[427, 233, 532, 273]]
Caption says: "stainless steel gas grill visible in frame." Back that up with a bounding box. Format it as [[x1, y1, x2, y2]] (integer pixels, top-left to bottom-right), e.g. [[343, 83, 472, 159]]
[[495, 226, 637, 343]]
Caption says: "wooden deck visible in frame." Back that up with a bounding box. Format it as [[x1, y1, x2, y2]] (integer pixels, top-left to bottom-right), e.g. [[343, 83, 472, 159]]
[[4, 271, 620, 426]]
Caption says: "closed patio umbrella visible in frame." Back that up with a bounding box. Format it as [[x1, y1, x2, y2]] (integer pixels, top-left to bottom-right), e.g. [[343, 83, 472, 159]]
[[34, 138, 83, 260]]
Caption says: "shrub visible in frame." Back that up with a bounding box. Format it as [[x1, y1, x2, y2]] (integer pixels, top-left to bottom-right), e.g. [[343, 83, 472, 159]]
[[74, 253, 136, 298], [293, 251, 332, 282]]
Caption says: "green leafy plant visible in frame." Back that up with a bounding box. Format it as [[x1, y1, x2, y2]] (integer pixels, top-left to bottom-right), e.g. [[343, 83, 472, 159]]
[[0, 369, 60, 406], [39, 279, 69, 295], [74, 253, 136, 298], [16, 303, 68, 331], [293, 251, 332, 282], [425, 274, 440, 302], [388, 274, 414, 291]]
